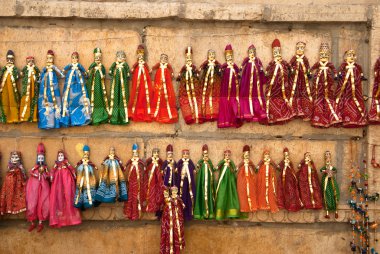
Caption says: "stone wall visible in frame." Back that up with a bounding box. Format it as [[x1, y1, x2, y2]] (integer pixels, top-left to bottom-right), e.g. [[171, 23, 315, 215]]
[[0, 1, 379, 253]]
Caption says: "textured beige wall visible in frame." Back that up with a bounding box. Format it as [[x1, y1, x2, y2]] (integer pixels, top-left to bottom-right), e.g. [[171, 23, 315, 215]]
[[0, 1, 379, 253]]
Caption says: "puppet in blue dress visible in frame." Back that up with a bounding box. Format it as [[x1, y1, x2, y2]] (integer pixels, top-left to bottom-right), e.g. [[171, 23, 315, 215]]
[[38, 50, 64, 129], [60, 52, 91, 127]]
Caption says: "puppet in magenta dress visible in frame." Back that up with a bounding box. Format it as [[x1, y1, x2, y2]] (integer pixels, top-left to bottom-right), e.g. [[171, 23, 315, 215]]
[[289, 41, 313, 120], [239, 44, 266, 123], [310, 42, 341, 127], [335, 49, 368, 127], [265, 39, 295, 124], [26, 143, 50, 232], [369, 57, 380, 124], [144, 148, 163, 214], [217, 44, 242, 128], [50, 150, 81, 228]]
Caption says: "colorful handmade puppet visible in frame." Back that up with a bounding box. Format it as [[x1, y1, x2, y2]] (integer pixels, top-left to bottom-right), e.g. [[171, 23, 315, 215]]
[[175, 149, 196, 221], [178, 47, 202, 124], [237, 145, 258, 213], [151, 54, 178, 123], [297, 152, 323, 209], [86, 48, 109, 125], [215, 150, 240, 220], [256, 150, 279, 213], [217, 44, 242, 128], [38, 50, 64, 129], [109, 50, 130, 125], [144, 148, 163, 213], [162, 144, 177, 187], [199, 50, 221, 122], [320, 151, 340, 219], [26, 143, 50, 232], [19, 56, 40, 122], [194, 144, 215, 220], [95, 147, 128, 203], [239, 44, 267, 123], [74, 145, 97, 209], [0, 151, 26, 215], [276, 148, 303, 212], [60, 52, 91, 127], [335, 49, 368, 127], [369, 57, 380, 124], [310, 42, 341, 127], [129, 44, 153, 122], [265, 39, 294, 124], [0, 50, 20, 123], [50, 150, 81, 228], [124, 144, 145, 220]]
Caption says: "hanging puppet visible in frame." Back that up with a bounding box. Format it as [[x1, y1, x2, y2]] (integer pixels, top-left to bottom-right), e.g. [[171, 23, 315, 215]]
[[289, 41, 313, 120], [0, 50, 20, 123], [124, 144, 145, 220], [335, 49, 368, 127], [60, 52, 91, 127], [26, 143, 50, 232], [95, 147, 128, 203], [256, 150, 279, 213], [239, 44, 267, 123], [215, 150, 240, 220], [199, 49, 221, 122], [237, 145, 258, 213], [369, 57, 380, 124], [86, 47, 109, 125], [218, 44, 242, 128], [19, 56, 40, 122], [38, 50, 64, 129], [151, 54, 178, 123], [144, 148, 163, 214], [109, 50, 130, 125], [74, 145, 97, 209], [178, 47, 202, 124], [265, 39, 295, 124], [276, 148, 303, 212], [162, 144, 177, 187], [320, 151, 340, 219], [129, 44, 153, 122], [50, 150, 81, 228], [310, 42, 341, 127], [298, 152, 323, 209], [175, 149, 196, 221], [0, 151, 26, 215], [194, 144, 215, 220]]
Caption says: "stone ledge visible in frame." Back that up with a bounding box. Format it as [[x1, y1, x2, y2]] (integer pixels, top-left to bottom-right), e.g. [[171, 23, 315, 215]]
[[2, 0, 371, 22]]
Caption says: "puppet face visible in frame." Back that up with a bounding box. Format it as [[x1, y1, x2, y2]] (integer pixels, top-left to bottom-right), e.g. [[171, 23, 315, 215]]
[[46, 54, 54, 65], [10, 153, 20, 164], [243, 151, 250, 160], [116, 51, 126, 63], [264, 153, 270, 161], [345, 51, 356, 63], [71, 54, 79, 64], [94, 53, 102, 64], [325, 151, 332, 164], [284, 151, 289, 160], [132, 149, 138, 157], [224, 152, 231, 160], [203, 151, 209, 160], [152, 149, 159, 158], [167, 152, 173, 160], [137, 52, 144, 61], [248, 48, 256, 59], [7, 56, 14, 65], [273, 48, 281, 61], [304, 152, 311, 162], [27, 58, 35, 66], [160, 54, 168, 64], [186, 56, 192, 66], [182, 150, 189, 159], [109, 147, 115, 156], [225, 53, 233, 63], [37, 154, 45, 165], [208, 50, 216, 61], [83, 151, 90, 160], [320, 52, 329, 62], [296, 43, 305, 55], [58, 152, 65, 162]]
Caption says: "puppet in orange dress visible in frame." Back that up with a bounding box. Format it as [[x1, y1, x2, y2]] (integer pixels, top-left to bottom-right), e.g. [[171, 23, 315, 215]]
[[151, 54, 178, 124], [256, 150, 278, 213]]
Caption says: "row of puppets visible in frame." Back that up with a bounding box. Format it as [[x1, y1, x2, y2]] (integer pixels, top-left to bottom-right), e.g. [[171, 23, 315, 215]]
[[0, 143, 339, 234], [0, 40, 379, 129]]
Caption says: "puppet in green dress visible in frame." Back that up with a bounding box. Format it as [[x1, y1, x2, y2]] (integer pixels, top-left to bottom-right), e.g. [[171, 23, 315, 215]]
[[215, 149, 240, 220], [194, 144, 215, 220], [320, 151, 340, 219], [109, 50, 130, 125], [86, 48, 109, 125]]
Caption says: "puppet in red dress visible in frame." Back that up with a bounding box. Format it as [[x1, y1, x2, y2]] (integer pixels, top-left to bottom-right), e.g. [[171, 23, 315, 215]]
[[151, 54, 178, 123], [265, 39, 295, 124], [335, 49, 368, 127], [369, 57, 380, 124], [144, 148, 163, 214], [129, 44, 153, 122]]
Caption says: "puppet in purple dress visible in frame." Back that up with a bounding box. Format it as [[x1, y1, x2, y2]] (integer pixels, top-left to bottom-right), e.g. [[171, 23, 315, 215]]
[[162, 144, 177, 187]]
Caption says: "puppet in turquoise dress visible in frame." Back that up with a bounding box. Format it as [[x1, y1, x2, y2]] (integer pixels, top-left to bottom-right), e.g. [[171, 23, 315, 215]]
[[95, 147, 128, 203], [60, 52, 91, 127], [38, 50, 64, 129]]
